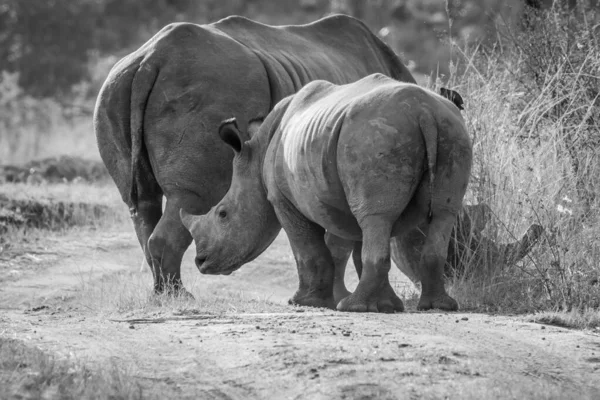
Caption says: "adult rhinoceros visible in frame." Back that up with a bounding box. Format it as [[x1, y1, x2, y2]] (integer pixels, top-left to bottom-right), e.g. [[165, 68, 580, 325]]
[[181, 74, 473, 312], [94, 15, 416, 295]]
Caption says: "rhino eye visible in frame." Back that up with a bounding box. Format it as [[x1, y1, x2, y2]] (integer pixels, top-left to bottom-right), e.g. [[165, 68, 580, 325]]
[[218, 210, 227, 219]]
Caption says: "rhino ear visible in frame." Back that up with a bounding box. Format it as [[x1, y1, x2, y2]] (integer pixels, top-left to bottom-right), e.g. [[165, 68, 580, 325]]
[[440, 87, 464, 111], [218, 118, 244, 153]]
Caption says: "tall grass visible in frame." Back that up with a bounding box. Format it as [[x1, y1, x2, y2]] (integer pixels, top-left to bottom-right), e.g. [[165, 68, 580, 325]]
[[439, 4, 600, 313]]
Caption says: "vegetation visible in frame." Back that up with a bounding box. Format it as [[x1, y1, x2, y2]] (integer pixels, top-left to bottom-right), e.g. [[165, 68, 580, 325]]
[[0, 0, 519, 163], [0, 338, 143, 399], [0, 182, 127, 232], [532, 308, 600, 330], [78, 269, 293, 318], [441, 3, 600, 318], [0, 182, 129, 268]]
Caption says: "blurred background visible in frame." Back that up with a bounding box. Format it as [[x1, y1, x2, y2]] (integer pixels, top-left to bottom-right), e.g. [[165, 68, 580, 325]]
[[0, 0, 574, 164]]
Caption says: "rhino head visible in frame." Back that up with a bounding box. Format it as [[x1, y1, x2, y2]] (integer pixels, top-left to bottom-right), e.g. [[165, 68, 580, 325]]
[[180, 118, 281, 275]]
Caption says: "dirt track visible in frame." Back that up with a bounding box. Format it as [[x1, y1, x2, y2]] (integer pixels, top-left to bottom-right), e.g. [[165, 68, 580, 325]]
[[1, 229, 600, 399]]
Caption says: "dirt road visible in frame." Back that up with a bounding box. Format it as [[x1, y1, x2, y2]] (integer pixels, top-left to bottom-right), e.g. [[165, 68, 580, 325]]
[[1, 228, 599, 399]]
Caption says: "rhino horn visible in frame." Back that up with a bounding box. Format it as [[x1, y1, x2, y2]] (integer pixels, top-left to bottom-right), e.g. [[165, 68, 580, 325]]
[[501, 223, 545, 264]]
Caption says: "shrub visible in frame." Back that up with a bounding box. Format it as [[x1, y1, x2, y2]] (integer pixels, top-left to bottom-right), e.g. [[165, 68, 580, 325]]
[[440, 4, 600, 312]]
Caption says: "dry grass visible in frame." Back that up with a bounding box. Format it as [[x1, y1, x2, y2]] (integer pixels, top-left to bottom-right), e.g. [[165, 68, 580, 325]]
[[0, 338, 143, 400], [69, 230, 420, 318], [434, 5, 600, 316], [76, 269, 293, 318], [71, 256, 418, 319], [71, 232, 305, 318], [0, 182, 128, 237], [531, 308, 600, 330], [0, 182, 122, 206], [0, 181, 130, 285]]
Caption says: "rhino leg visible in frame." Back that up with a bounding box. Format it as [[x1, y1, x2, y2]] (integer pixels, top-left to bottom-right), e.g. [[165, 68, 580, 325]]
[[352, 242, 362, 277], [275, 203, 336, 309], [337, 216, 402, 313], [416, 213, 459, 311], [131, 195, 162, 272], [146, 195, 194, 297], [100, 150, 172, 295], [325, 233, 405, 306], [347, 240, 404, 312], [324, 232, 353, 303]]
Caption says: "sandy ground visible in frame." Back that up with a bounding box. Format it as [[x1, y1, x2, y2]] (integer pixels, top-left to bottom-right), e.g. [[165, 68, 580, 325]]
[[1, 228, 600, 399]]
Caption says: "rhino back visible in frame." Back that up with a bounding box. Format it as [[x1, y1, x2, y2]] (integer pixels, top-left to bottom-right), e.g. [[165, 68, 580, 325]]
[[275, 74, 406, 192], [95, 16, 415, 214], [267, 74, 468, 238], [96, 21, 273, 210], [338, 76, 469, 214], [214, 14, 415, 106], [143, 24, 274, 200], [267, 78, 393, 235]]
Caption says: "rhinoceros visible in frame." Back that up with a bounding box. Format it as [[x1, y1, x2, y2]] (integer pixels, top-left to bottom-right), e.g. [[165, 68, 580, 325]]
[[93, 15, 418, 295], [181, 74, 473, 312]]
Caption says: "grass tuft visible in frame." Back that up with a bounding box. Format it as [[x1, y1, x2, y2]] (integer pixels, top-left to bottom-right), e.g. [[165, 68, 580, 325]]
[[531, 308, 600, 330], [0, 182, 129, 240], [0, 338, 143, 400], [76, 270, 292, 318]]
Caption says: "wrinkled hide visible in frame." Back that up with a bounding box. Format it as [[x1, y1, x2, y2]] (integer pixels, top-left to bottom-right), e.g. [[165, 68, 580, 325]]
[[94, 14, 416, 294], [185, 74, 472, 312]]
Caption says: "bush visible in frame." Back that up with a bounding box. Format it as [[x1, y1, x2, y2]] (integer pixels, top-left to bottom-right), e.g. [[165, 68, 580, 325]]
[[440, 4, 600, 312], [509, 4, 600, 215]]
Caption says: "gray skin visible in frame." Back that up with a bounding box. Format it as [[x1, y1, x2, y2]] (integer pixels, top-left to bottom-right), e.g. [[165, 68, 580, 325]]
[[181, 74, 473, 312], [93, 14, 417, 296]]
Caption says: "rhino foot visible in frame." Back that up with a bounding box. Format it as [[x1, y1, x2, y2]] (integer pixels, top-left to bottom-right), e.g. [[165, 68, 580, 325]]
[[174, 288, 195, 300], [289, 291, 336, 310], [336, 287, 404, 313], [417, 294, 458, 311], [381, 284, 405, 312], [333, 285, 352, 304], [336, 294, 394, 313], [154, 284, 195, 300]]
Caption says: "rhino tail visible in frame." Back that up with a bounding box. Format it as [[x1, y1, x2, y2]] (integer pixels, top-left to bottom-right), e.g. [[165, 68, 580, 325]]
[[129, 63, 159, 216], [418, 111, 438, 223]]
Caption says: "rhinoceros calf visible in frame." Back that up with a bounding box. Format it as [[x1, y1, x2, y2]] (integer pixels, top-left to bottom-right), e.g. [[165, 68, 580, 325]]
[[181, 74, 473, 312]]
